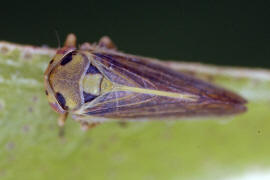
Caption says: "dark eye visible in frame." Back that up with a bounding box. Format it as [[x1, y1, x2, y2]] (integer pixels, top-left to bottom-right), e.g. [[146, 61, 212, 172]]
[[60, 52, 74, 66], [55, 92, 67, 109]]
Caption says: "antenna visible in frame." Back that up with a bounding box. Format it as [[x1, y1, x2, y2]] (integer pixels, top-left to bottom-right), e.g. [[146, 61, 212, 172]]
[[54, 30, 61, 49]]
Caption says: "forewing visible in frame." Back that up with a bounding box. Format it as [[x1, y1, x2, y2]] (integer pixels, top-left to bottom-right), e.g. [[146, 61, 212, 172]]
[[75, 49, 246, 119], [76, 90, 245, 119]]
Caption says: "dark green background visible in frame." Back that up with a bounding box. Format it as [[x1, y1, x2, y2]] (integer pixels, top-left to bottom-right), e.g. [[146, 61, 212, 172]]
[[0, 1, 269, 67]]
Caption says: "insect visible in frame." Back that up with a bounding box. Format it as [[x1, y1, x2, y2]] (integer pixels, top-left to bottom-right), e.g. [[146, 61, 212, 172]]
[[44, 34, 247, 130]]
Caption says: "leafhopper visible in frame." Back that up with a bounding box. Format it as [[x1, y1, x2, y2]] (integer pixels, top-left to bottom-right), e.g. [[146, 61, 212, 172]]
[[44, 34, 246, 130]]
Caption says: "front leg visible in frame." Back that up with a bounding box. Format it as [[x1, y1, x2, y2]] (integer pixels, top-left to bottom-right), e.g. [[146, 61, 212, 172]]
[[57, 113, 68, 137], [58, 113, 68, 127], [64, 33, 77, 47]]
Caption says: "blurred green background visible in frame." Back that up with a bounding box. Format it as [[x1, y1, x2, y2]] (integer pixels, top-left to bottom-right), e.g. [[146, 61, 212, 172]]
[[0, 1, 269, 67], [1, 1, 270, 180]]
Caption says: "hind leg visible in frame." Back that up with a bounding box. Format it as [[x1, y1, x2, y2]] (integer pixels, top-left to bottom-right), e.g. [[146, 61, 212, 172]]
[[80, 122, 100, 131], [98, 36, 117, 49]]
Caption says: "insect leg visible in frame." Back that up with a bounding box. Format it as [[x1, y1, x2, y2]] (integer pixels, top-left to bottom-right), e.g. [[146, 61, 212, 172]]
[[58, 113, 68, 127], [98, 36, 117, 49], [80, 122, 100, 131], [64, 33, 77, 47], [57, 113, 68, 137], [80, 42, 92, 51]]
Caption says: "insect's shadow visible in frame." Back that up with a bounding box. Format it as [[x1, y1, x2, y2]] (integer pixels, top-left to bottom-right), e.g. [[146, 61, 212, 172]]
[[58, 126, 65, 138]]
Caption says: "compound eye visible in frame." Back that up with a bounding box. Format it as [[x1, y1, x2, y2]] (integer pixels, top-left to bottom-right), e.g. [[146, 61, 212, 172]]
[[60, 51, 75, 66], [55, 92, 68, 110], [48, 92, 67, 114]]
